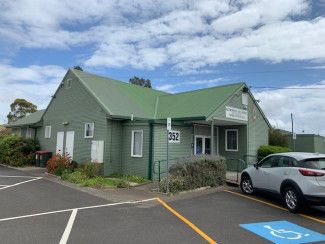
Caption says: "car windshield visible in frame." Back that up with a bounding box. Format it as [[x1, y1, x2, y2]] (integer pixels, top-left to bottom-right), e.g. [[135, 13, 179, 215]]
[[299, 158, 325, 170]]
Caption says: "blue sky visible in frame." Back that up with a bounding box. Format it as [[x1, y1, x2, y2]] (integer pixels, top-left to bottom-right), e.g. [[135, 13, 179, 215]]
[[0, 0, 325, 134]]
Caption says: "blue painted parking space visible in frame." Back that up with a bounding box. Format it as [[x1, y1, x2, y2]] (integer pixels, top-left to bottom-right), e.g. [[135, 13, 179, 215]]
[[240, 220, 325, 244]]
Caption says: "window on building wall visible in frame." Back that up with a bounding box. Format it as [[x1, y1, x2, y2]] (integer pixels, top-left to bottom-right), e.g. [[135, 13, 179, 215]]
[[65, 78, 72, 89], [84, 123, 94, 138], [225, 129, 238, 151], [26, 128, 33, 139], [131, 130, 143, 157], [45, 126, 51, 138]]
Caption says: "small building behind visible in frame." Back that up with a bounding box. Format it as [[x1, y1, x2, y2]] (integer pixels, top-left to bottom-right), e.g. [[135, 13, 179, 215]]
[[288, 134, 325, 153]]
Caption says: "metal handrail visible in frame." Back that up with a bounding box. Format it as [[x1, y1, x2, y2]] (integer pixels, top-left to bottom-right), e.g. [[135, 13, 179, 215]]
[[226, 158, 247, 183], [152, 156, 193, 181]]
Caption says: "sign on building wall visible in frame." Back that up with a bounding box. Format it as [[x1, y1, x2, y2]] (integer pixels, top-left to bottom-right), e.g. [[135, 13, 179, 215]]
[[226, 106, 248, 121], [167, 117, 171, 131], [168, 130, 180, 143]]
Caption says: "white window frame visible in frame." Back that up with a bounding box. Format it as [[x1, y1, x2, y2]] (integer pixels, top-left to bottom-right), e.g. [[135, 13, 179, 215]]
[[194, 135, 211, 155], [225, 129, 238, 152], [45, 126, 51, 139], [131, 130, 143, 157], [26, 128, 33, 139], [84, 123, 95, 138]]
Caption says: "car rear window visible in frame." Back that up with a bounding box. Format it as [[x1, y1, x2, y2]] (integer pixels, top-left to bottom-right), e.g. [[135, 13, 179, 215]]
[[299, 158, 325, 170]]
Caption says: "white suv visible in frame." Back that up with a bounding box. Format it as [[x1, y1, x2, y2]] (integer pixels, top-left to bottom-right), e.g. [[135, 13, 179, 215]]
[[240, 152, 325, 213]]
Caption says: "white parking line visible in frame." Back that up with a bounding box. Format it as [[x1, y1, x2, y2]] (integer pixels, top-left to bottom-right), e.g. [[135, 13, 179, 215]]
[[59, 209, 78, 244], [0, 177, 42, 191], [0, 185, 9, 187], [0, 198, 157, 222], [0, 175, 40, 178]]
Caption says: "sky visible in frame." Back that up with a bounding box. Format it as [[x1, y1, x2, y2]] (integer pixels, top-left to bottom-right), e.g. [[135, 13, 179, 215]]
[[0, 0, 325, 135]]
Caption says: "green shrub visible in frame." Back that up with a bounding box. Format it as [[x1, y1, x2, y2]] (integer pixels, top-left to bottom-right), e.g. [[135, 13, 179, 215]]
[[80, 162, 101, 178], [116, 180, 130, 188], [0, 135, 40, 167], [61, 170, 129, 188], [269, 128, 289, 147], [257, 145, 291, 158], [158, 155, 226, 193], [109, 173, 149, 184], [46, 154, 73, 176]]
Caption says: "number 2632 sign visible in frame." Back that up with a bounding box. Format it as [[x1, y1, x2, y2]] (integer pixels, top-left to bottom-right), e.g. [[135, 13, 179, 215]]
[[168, 130, 180, 143]]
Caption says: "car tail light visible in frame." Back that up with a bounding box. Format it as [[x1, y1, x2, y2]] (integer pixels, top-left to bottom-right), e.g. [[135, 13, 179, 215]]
[[299, 169, 325, 177]]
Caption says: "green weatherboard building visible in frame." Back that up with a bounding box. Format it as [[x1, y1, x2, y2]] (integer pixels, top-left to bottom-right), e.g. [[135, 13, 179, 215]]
[[7, 69, 271, 180]]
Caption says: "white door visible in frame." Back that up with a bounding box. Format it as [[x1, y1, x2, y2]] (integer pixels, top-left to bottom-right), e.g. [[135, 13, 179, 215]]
[[65, 131, 75, 160], [194, 136, 211, 155], [91, 140, 104, 163], [56, 132, 64, 155]]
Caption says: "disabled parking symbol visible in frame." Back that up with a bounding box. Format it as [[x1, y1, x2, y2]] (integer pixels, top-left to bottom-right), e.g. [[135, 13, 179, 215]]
[[240, 220, 325, 243]]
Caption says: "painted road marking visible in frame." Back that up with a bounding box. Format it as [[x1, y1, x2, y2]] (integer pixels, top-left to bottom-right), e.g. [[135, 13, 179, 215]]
[[0, 198, 157, 222], [59, 209, 78, 244], [240, 220, 325, 244], [0, 177, 42, 191], [224, 189, 325, 224], [0, 175, 41, 178], [156, 198, 217, 244]]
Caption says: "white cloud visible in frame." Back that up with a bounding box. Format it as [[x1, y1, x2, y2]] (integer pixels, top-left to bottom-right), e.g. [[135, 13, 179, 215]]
[[156, 78, 223, 92], [0, 64, 65, 123], [254, 81, 325, 136], [211, 0, 308, 34], [1, 0, 325, 72]]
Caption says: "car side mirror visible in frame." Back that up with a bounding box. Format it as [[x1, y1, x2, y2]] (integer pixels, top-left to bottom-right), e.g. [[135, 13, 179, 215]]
[[254, 163, 259, 169]]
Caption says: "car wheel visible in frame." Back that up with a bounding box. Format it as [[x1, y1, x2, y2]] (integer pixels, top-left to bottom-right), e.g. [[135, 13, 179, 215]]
[[283, 186, 303, 213], [240, 175, 254, 195]]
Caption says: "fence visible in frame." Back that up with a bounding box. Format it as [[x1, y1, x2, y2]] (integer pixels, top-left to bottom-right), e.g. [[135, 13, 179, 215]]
[[244, 154, 264, 165], [152, 156, 192, 182], [152, 155, 261, 183], [225, 158, 247, 184]]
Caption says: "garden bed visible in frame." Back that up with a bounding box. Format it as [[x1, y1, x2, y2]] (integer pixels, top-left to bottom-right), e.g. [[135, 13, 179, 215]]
[[158, 155, 226, 194]]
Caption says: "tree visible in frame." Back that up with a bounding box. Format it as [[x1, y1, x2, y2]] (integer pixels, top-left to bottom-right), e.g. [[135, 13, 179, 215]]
[[73, 65, 83, 71], [129, 76, 152, 88], [269, 128, 289, 147], [7, 99, 37, 123]]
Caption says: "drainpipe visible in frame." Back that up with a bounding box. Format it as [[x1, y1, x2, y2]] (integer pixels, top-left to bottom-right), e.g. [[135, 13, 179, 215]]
[[211, 120, 214, 155], [148, 121, 153, 180]]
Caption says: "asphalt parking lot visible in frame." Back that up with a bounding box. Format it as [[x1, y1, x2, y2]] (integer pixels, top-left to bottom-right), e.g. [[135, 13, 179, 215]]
[[0, 165, 324, 244]]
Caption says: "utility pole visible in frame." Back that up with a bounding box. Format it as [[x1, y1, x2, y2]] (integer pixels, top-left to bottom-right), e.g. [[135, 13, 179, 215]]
[[291, 113, 296, 151]]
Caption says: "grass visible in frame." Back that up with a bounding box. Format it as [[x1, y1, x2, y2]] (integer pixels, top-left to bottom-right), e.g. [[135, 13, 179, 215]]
[[61, 170, 130, 188], [109, 173, 150, 184]]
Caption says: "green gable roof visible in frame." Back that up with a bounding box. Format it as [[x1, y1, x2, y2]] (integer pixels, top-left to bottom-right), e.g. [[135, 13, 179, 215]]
[[72, 69, 168, 119], [71, 69, 244, 121], [156, 83, 244, 120], [6, 110, 45, 127]]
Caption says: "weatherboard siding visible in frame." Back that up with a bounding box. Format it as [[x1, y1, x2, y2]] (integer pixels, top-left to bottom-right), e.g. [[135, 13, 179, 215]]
[[152, 124, 193, 180], [108, 120, 123, 174], [121, 123, 150, 178], [247, 94, 269, 164], [210, 87, 245, 122], [37, 72, 109, 167], [218, 125, 247, 161]]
